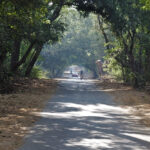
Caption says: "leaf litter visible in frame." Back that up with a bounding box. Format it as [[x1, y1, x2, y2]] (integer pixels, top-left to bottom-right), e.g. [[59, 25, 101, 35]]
[[0, 78, 57, 150]]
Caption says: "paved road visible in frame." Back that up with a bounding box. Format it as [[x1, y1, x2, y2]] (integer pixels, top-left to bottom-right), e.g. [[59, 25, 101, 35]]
[[18, 79, 150, 150]]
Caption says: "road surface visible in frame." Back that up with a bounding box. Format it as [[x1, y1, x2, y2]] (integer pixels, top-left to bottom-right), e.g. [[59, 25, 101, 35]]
[[18, 79, 150, 150]]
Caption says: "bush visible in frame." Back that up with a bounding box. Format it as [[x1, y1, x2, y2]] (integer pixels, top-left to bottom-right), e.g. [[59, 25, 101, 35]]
[[30, 66, 48, 78]]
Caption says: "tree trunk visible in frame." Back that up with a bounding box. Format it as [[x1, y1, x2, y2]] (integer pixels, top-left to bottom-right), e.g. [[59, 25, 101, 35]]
[[11, 38, 21, 72], [145, 48, 150, 73], [138, 48, 143, 74], [25, 45, 42, 77], [50, 0, 65, 22], [97, 15, 110, 50], [0, 50, 7, 69], [13, 40, 36, 72]]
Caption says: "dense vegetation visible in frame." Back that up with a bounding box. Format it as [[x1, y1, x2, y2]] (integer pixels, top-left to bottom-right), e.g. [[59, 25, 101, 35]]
[[0, 0, 65, 91], [0, 0, 150, 90], [38, 10, 105, 78], [71, 0, 150, 88]]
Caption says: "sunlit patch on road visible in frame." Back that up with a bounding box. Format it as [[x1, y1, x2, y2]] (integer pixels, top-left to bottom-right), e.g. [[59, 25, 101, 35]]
[[37, 102, 130, 119], [121, 133, 150, 142], [65, 138, 112, 149]]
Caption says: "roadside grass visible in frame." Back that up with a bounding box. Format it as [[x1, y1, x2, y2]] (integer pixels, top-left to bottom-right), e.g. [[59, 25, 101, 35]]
[[97, 76, 150, 127]]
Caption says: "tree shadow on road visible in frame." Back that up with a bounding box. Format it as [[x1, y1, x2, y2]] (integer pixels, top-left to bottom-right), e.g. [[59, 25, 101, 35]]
[[18, 80, 150, 150], [20, 100, 150, 150]]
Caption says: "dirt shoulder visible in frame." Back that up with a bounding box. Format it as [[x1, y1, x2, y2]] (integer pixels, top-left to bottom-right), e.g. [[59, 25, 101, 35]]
[[96, 78, 150, 127], [0, 78, 57, 150]]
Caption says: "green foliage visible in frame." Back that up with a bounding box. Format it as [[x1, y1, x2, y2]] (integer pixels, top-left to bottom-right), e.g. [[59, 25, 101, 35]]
[[140, 0, 150, 10], [1, 0, 150, 90], [95, 0, 150, 88], [0, 0, 66, 83], [38, 9, 105, 78], [29, 66, 46, 79]]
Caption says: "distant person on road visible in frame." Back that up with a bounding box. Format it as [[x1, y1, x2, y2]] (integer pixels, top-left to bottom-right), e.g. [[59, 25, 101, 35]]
[[70, 69, 72, 77], [80, 70, 84, 80], [96, 60, 103, 80]]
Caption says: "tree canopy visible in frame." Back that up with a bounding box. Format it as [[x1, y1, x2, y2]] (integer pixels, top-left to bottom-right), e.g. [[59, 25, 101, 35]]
[[39, 9, 105, 78], [0, 0, 150, 90]]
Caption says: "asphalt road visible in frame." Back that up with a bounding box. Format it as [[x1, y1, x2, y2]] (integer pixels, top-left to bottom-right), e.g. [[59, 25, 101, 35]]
[[18, 79, 150, 150]]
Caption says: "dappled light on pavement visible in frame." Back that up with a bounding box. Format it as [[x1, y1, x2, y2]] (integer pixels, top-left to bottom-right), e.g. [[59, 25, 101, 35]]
[[19, 79, 150, 150], [65, 138, 112, 149], [37, 102, 131, 121], [121, 133, 150, 143]]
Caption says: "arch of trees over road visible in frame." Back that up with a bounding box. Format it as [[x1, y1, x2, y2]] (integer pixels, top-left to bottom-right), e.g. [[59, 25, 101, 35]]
[[0, 0, 150, 90]]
